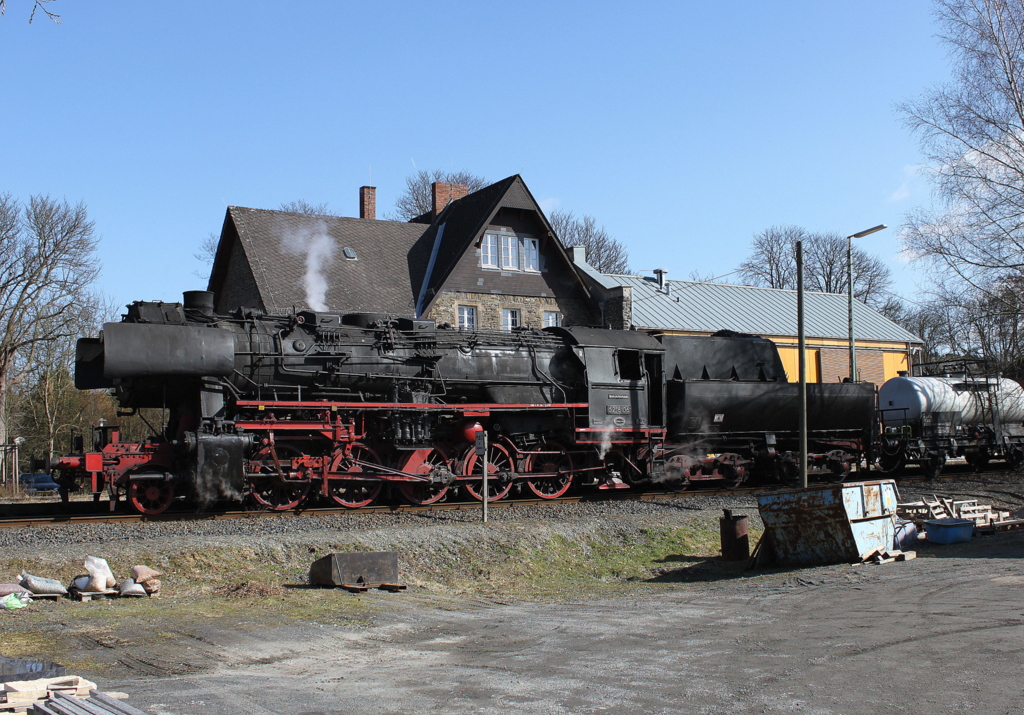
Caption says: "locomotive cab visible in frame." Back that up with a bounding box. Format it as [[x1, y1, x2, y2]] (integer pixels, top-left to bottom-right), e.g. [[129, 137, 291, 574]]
[[548, 328, 666, 434]]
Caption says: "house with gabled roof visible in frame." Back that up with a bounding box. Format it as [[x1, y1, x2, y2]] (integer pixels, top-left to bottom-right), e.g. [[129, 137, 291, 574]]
[[207, 175, 601, 330]]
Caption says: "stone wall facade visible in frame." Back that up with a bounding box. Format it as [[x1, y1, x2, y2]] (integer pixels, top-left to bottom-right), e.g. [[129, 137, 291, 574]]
[[428, 290, 599, 330]]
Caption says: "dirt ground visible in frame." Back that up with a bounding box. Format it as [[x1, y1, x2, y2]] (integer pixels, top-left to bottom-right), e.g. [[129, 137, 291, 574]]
[[5, 528, 1018, 715]]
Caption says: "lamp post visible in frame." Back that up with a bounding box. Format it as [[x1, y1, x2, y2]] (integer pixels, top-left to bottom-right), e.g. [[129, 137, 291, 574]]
[[797, 240, 807, 488], [847, 224, 887, 381]]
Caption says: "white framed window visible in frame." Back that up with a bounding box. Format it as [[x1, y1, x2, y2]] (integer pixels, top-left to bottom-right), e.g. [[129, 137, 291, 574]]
[[457, 305, 476, 331], [481, 234, 498, 268], [543, 311, 560, 328], [502, 308, 520, 331], [523, 238, 539, 271], [500, 234, 519, 270]]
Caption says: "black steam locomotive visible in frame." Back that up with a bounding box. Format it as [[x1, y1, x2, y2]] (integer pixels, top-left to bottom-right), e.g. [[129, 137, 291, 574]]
[[51, 291, 875, 514]]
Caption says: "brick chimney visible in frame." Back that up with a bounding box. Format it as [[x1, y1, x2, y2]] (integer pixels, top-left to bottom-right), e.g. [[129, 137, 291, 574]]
[[432, 182, 468, 218], [359, 186, 376, 220]]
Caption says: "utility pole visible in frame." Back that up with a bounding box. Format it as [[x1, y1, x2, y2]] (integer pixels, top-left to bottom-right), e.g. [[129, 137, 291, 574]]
[[797, 241, 808, 488]]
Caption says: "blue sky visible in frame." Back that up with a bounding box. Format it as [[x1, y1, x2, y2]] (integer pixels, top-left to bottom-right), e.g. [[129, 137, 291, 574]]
[[1, 1, 949, 312]]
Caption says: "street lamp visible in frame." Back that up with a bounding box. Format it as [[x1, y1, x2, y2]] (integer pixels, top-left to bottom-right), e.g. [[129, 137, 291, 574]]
[[847, 224, 887, 381]]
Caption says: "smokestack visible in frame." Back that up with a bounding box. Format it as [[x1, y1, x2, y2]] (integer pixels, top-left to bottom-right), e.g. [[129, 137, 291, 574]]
[[432, 182, 468, 219], [183, 290, 215, 316], [359, 186, 376, 220], [654, 268, 668, 290]]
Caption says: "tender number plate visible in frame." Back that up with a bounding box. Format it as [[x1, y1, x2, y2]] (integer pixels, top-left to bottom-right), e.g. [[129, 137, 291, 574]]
[[606, 405, 632, 415]]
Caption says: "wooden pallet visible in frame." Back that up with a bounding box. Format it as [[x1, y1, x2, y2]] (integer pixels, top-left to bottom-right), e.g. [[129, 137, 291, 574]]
[[860, 549, 917, 565], [0, 677, 129, 713], [898, 495, 1011, 526], [69, 588, 119, 602], [26, 593, 62, 602]]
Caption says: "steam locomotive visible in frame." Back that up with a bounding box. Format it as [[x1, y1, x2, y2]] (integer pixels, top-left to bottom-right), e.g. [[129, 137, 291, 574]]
[[50, 291, 875, 514]]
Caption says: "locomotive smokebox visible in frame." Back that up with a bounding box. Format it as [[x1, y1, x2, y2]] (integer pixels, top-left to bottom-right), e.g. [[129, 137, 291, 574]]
[[102, 323, 236, 378], [183, 290, 215, 317], [719, 508, 749, 561]]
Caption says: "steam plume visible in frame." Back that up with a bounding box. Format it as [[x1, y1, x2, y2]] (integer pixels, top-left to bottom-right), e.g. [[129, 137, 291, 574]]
[[278, 219, 336, 311]]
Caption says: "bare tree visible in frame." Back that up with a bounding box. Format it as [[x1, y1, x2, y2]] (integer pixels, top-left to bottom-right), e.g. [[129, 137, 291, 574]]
[[0, 194, 101, 451], [737, 225, 805, 289], [16, 327, 83, 459], [917, 274, 1024, 377], [880, 298, 957, 364], [549, 209, 631, 274], [737, 225, 894, 308], [0, 0, 60, 23], [687, 269, 720, 282], [387, 170, 489, 221], [279, 200, 337, 216], [194, 231, 220, 280], [900, 0, 1024, 298]]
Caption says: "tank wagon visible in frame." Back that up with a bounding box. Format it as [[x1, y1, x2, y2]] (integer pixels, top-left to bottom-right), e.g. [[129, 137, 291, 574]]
[[49, 292, 876, 514], [877, 365, 1024, 476]]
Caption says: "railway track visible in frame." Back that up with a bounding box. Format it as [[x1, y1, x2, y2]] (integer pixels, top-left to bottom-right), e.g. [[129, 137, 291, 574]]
[[0, 486, 762, 529], [0, 465, 1006, 529]]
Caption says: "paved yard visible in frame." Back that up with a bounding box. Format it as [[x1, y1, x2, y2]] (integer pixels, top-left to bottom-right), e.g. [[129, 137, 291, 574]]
[[110, 530, 1023, 715]]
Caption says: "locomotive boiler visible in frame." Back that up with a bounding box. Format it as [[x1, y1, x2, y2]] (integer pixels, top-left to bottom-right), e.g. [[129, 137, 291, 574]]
[[50, 292, 877, 514]]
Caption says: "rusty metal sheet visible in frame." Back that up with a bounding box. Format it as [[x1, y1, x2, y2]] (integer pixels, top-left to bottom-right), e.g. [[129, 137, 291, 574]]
[[308, 552, 399, 588], [757, 480, 898, 567]]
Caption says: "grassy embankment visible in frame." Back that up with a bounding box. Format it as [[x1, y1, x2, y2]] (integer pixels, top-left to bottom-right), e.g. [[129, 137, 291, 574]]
[[0, 515, 762, 670]]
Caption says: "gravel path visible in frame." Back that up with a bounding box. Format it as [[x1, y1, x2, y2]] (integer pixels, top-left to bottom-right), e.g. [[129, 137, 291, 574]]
[[0, 493, 757, 556], [1, 471, 1021, 568]]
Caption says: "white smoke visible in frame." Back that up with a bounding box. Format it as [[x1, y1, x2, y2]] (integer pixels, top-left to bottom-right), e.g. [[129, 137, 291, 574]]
[[279, 219, 336, 311], [597, 429, 614, 460], [302, 233, 335, 311]]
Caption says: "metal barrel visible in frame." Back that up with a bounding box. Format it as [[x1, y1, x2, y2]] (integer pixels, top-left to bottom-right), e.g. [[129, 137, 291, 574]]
[[719, 508, 750, 561]]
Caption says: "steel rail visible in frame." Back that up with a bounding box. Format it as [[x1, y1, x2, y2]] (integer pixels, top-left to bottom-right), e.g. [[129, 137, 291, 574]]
[[0, 485, 767, 529]]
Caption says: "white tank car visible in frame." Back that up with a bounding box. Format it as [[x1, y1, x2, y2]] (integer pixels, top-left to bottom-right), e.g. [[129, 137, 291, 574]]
[[878, 376, 1024, 427]]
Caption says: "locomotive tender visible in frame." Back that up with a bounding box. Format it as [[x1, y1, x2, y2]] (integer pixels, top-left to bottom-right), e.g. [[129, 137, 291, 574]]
[[52, 291, 875, 514]]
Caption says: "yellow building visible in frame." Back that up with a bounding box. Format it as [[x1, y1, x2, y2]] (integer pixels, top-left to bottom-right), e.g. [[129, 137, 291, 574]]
[[571, 255, 921, 384]]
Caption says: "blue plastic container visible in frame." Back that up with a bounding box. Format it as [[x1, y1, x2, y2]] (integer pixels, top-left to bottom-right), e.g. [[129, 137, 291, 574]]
[[924, 518, 975, 544]]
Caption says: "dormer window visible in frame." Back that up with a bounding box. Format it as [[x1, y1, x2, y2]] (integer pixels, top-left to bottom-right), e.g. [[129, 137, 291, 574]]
[[481, 228, 541, 273], [500, 234, 519, 270], [481, 234, 498, 267], [524, 238, 539, 271]]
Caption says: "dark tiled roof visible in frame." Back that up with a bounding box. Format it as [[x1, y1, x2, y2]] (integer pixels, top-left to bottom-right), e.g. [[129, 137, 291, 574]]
[[418, 176, 520, 303], [225, 207, 430, 315], [418, 175, 587, 312], [210, 176, 589, 319]]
